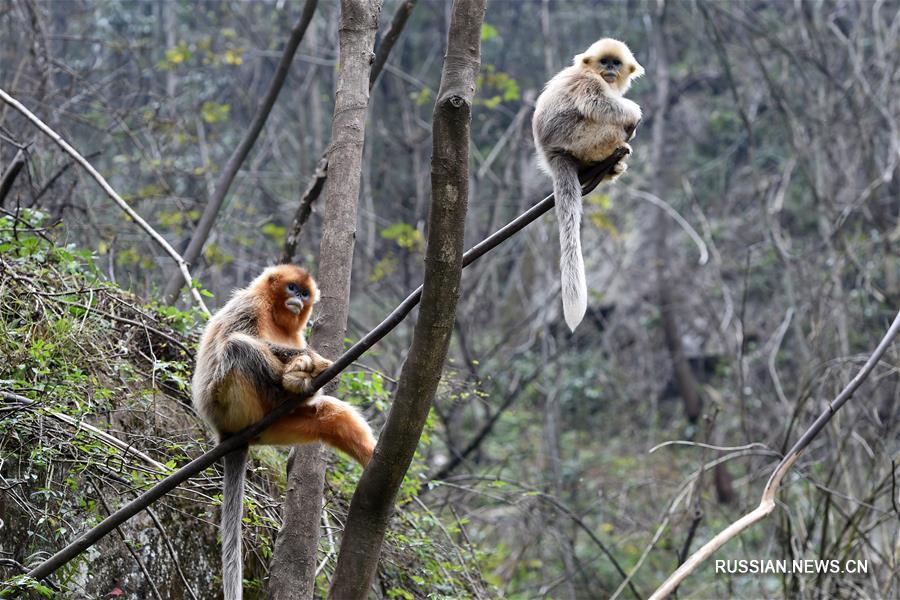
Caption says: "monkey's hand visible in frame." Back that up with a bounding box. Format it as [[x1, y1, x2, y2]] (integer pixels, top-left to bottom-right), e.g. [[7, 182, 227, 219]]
[[282, 350, 333, 393], [603, 160, 628, 182]]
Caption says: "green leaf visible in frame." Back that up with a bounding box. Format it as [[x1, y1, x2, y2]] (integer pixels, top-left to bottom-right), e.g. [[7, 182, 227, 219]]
[[481, 23, 499, 41]]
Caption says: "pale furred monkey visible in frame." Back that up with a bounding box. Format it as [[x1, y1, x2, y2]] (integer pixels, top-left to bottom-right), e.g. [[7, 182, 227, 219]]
[[532, 38, 644, 332], [192, 264, 375, 600]]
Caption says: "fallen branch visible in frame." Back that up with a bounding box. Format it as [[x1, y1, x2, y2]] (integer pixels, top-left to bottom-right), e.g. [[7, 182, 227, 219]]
[[649, 307, 900, 599], [1, 391, 167, 473], [0, 88, 210, 315], [25, 148, 628, 582]]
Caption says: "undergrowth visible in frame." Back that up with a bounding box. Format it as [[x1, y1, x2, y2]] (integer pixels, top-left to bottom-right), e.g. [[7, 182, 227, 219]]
[[0, 209, 488, 599]]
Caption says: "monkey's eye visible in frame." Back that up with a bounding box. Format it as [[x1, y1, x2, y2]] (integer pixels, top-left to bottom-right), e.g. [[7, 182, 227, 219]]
[[286, 283, 300, 295], [299, 288, 310, 299], [612, 59, 621, 67]]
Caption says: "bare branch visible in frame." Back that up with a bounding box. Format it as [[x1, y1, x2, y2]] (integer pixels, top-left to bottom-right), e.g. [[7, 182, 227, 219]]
[[0, 148, 26, 205], [281, 0, 420, 263]]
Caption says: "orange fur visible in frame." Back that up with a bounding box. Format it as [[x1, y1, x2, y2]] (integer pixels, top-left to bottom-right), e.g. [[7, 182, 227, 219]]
[[193, 264, 375, 466], [256, 397, 375, 466], [251, 264, 315, 347]]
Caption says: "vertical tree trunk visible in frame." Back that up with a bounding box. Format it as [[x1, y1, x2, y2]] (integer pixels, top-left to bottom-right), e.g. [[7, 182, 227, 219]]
[[326, 1, 485, 597], [268, 1, 382, 598]]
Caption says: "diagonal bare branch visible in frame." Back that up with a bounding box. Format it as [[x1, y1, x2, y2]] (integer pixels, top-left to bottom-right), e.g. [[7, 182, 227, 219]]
[[649, 307, 900, 599], [0, 87, 210, 315]]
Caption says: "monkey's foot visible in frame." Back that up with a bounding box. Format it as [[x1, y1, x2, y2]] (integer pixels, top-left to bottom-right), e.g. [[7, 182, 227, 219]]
[[287, 354, 314, 374], [291, 350, 333, 377], [283, 369, 313, 393], [309, 352, 333, 377]]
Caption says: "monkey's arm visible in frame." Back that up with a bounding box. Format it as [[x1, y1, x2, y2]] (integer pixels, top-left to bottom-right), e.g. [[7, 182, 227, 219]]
[[220, 332, 286, 390], [263, 341, 311, 363], [580, 94, 642, 126], [225, 333, 331, 392]]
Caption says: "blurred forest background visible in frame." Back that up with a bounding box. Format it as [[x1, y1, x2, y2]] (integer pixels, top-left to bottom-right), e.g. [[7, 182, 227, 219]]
[[1, 0, 899, 598]]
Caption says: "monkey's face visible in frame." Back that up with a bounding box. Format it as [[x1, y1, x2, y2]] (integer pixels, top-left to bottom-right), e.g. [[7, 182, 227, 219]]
[[577, 39, 644, 92], [283, 280, 313, 315], [597, 55, 624, 84], [261, 265, 319, 332]]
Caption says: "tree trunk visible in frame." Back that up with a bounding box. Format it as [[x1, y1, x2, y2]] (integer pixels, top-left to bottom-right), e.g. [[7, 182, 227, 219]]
[[268, 1, 381, 598], [326, 1, 485, 596], [650, 3, 702, 424]]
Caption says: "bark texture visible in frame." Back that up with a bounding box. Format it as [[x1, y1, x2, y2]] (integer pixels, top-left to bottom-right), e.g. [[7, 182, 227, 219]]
[[281, 0, 418, 264], [326, 0, 485, 596], [268, 1, 382, 598]]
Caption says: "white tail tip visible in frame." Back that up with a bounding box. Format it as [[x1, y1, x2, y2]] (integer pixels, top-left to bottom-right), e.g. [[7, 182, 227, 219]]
[[562, 285, 587, 332]]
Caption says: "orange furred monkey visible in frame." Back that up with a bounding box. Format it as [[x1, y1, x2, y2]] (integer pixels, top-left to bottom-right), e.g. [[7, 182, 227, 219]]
[[192, 265, 375, 600]]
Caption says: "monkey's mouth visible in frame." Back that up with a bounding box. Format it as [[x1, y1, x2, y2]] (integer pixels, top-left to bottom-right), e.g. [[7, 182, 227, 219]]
[[285, 298, 304, 315], [602, 71, 618, 83]]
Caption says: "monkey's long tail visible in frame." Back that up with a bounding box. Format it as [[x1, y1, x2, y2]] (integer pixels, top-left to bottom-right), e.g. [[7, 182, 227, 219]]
[[548, 152, 587, 332], [222, 445, 249, 600]]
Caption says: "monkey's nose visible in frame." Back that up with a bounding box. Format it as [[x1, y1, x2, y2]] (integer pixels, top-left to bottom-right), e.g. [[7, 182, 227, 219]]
[[285, 298, 304, 314]]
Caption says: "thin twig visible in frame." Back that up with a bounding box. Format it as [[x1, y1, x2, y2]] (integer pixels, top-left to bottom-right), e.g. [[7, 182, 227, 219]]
[[0, 88, 210, 315], [281, 0, 419, 262], [144, 506, 200, 600], [0, 148, 26, 204], [89, 478, 164, 600], [629, 188, 708, 265]]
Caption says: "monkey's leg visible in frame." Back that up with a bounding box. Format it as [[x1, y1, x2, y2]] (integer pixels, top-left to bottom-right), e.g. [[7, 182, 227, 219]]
[[256, 396, 375, 466]]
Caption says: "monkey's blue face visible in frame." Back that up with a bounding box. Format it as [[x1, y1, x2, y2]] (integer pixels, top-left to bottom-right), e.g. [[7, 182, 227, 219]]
[[284, 282, 311, 315], [597, 55, 622, 83]]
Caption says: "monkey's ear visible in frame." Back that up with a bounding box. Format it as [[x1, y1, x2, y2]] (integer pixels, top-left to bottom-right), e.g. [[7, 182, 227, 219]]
[[630, 61, 645, 78]]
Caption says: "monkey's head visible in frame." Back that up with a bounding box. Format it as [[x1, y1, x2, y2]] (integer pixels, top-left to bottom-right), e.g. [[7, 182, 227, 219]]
[[575, 38, 644, 93], [254, 264, 320, 334]]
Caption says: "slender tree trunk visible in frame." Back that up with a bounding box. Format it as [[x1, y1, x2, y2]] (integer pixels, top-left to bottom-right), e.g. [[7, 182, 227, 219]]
[[162, 1, 318, 303], [650, 2, 702, 424], [268, 1, 382, 598], [326, 1, 485, 596]]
